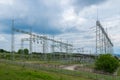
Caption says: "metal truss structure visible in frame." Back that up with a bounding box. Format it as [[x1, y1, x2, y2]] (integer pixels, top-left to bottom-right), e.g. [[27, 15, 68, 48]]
[[21, 37, 73, 54], [11, 20, 114, 61], [11, 20, 73, 60], [96, 20, 113, 54]]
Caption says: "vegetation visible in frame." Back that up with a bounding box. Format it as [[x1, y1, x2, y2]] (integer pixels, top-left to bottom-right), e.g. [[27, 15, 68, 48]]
[[1, 51, 120, 80], [0, 49, 10, 53], [0, 62, 90, 80], [18, 49, 23, 54], [24, 48, 29, 54], [18, 48, 29, 54], [95, 54, 119, 73], [1, 59, 120, 80]]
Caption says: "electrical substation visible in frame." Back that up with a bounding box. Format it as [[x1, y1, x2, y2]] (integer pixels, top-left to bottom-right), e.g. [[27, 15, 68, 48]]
[[1, 1, 120, 80], [9, 19, 114, 64], [0, 18, 117, 80]]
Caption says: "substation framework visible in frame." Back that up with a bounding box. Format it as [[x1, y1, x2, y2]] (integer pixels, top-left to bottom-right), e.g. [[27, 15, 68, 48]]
[[21, 37, 73, 53], [21, 37, 74, 61], [11, 20, 73, 60], [96, 20, 113, 54], [11, 20, 114, 62]]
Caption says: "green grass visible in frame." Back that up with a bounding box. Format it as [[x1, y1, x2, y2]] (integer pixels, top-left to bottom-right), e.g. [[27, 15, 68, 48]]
[[0, 54, 120, 80], [0, 62, 91, 80], [117, 67, 120, 76]]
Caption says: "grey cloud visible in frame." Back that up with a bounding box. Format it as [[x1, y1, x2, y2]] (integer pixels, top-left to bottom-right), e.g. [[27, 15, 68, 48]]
[[72, 0, 107, 12], [0, 0, 64, 34]]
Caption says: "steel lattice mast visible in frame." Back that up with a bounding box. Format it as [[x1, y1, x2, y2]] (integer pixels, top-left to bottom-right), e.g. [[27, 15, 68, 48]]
[[96, 20, 113, 54], [11, 19, 73, 60]]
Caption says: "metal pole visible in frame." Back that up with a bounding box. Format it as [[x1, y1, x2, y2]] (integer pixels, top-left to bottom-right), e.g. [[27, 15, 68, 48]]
[[96, 21, 98, 55], [11, 19, 14, 60], [29, 27, 32, 60], [21, 39, 24, 60], [52, 35, 55, 53]]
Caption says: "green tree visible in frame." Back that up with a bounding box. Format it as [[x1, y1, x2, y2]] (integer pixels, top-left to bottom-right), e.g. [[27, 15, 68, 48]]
[[18, 49, 29, 55], [95, 54, 119, 73], [24, 48, 29, 55], [17, 49, 23, 54], [0, 49, 4, 53]]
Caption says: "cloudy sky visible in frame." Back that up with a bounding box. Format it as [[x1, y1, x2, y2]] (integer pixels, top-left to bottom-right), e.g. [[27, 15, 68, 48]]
[[0, 0, 120, 54]]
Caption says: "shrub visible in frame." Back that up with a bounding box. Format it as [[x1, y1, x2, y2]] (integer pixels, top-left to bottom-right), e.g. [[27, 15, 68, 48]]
[[24, 48, 29, 55], [95, 54, 119, 73], [18, 49, 23, 54], [17, 49, 29, 55]]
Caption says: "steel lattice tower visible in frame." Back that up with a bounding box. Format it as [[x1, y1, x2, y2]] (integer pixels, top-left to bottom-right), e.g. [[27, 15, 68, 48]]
[[96, 20, 113, 54]]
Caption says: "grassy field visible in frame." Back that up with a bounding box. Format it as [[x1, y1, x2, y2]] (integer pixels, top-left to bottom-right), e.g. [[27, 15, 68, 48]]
[[0, 62, 91, 80], [117, 67, 120, 76], [0, 53, 120, 80]]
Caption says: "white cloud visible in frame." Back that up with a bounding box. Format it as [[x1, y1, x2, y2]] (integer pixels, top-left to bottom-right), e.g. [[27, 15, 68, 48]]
[[0, 35, 7, 42], [0, 0, 120, 54], [0, 0, 14, 5]]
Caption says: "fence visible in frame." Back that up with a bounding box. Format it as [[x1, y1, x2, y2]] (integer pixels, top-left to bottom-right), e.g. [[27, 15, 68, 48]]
[[0, 59, 120, 80]]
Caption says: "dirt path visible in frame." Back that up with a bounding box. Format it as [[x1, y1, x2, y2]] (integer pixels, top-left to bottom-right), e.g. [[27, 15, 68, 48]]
[[61, 65, 80, 71]]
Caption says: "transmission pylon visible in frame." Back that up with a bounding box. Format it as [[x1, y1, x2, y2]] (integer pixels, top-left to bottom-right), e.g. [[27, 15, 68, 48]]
[[96, 20, 113, 54]]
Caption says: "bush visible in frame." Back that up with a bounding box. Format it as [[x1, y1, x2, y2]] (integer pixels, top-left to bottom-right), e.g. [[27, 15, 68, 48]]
[[17, 49, 29, 55], [18, 49, 23, 54], [24, 48, 29, 55], [95, 54, 119, 73]]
